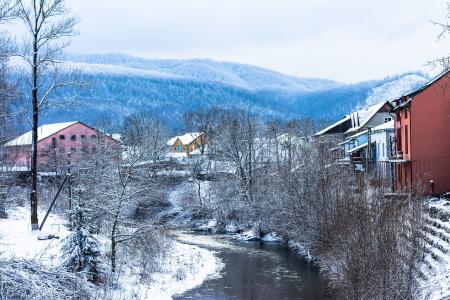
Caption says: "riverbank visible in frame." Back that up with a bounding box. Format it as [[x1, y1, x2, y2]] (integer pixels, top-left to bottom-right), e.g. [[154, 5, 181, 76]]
[[0, 207, 224, 300], [172, 231, 324, 300]]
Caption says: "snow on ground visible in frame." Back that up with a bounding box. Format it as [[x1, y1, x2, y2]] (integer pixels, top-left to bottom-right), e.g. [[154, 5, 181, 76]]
[[114, 239, 224, 300], [233, 228, 260, 241], [0, 207, 224, 300], [418, 198, 450, 300], [150, 241, 223, 299], [0, 206, 69, 266], [261, 232, 282, 242]]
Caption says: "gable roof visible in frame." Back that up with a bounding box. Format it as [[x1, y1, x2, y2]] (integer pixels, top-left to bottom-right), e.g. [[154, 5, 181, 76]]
[[373, 120, 394, 132], [393, 69, 450, 111], [313, 115, 351, 137], [167, 132, 203, 146], [345, 101, 392, 134], [313, 101, 391, 137], [5, 121, 78, 146]]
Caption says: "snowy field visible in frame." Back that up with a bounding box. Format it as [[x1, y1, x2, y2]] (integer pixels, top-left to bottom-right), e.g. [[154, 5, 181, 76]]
[[0, 207, 224, 299]]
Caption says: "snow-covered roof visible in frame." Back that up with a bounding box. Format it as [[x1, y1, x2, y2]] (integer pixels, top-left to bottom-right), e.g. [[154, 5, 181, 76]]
[[393, 69, 450, 111], [167, 132, 203, 146], [5, 121, 78, 146], [313, 115, 351, 136], [345, 101, 391, 134], [373, 120, 394, 132], [403, 69, 450, 99], [347, 129, 368, 140], [110, 133, 122, 142], [346, 142, 368, 154]]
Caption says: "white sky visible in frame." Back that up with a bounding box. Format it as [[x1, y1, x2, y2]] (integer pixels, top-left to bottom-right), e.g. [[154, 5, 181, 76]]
[[59, 1, 450, 82]]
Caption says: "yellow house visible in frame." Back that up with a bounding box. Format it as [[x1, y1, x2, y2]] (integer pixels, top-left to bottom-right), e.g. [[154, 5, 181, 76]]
[[167, 132, 206, 155]]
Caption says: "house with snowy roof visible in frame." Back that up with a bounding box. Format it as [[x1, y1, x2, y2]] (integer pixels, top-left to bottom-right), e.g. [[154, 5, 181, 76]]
[[313, 101, 394, 138], [312, 101, 394, 162], [167, 132, 206, 156], [4, 121, 122, 171]]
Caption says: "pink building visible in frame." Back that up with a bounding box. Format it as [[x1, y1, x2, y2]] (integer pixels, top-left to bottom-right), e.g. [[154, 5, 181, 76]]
[[4, 121, 121, 171]]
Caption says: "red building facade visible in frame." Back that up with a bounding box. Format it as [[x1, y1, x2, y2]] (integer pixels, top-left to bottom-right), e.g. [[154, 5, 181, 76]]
[[392, 71, 450, 195], [5, 121, 121, 171]]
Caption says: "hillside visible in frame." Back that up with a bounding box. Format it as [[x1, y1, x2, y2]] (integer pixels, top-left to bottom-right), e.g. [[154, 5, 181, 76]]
[[10, 54, 429, 129]]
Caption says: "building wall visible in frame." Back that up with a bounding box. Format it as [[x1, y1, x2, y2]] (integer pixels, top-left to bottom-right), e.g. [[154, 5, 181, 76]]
[[366, 111, 393, 128], [5, 145, 30, 167], [6, 122, 121, 171], [373, 130, 394, 162], [410, 76, 450, 194], [170, 135, 205, 154]]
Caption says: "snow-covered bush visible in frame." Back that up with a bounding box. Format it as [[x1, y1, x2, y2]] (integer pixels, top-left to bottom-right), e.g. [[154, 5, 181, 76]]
[[61, 205, 101, 283], [0, 259, 92, 299]]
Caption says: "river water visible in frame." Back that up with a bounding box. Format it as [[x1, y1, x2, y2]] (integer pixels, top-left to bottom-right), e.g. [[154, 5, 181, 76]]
[[173, 233, 324, 300]]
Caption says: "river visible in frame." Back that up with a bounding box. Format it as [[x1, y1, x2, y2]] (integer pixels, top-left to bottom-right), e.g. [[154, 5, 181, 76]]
[[173, 232, 324, 300]]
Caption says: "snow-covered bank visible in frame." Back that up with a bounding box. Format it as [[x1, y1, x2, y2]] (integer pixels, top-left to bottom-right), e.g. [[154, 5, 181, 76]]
[[122, 239, 223, 300], [0, 206, 69, 265], [109, 233, 224, 300], [0, 207, 224, 300], [418, 198, 450, 300]]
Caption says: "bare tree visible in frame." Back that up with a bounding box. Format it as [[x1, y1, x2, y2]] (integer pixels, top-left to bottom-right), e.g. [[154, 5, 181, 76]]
[[15, 0, 78, 230], [0, 1, 17, 218]]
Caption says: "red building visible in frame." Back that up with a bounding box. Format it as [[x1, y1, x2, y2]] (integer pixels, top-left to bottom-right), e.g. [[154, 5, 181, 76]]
[[392, 71, 450, 195], [4, 121, 121, 171]]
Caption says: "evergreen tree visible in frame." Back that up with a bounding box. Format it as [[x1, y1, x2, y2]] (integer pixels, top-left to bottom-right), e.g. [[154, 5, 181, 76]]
[[61, 202, 101, 283]]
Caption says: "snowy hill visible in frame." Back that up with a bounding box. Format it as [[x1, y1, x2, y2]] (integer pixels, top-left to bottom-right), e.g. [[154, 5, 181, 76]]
[[64, 53, 342, 92], [10, 54, 430, 129], [365, 74, 429, 107]]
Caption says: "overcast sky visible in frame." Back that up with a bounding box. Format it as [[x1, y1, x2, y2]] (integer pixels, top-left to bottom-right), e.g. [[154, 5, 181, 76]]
[[62, 0, 450, 83]]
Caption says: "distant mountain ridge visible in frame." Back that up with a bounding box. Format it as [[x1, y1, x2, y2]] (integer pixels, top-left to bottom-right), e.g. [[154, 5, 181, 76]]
[[64, 53, 342, 92], [11, 54, 430, 130]]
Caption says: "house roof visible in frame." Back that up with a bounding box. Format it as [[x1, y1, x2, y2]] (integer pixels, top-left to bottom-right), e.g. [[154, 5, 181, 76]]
[[313, 101, 391, 137], [393, 69, 450, 110], [167, 132, 203, 146], [373, 120, 394, 131], [345, 101, 392, 134], [5, 121, 78, 146], [313, 115, 351, 136], [346, 142, 369, 154]]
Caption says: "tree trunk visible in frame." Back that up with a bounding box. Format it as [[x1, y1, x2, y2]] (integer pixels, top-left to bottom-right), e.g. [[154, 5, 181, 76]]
[[30, 35, 39, 231], [0, 180, 7, 218], [111, 218, 118, 272]]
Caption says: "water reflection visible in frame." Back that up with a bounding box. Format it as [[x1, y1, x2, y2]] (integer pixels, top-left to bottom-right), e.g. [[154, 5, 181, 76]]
[[174, 233, 323, 300]]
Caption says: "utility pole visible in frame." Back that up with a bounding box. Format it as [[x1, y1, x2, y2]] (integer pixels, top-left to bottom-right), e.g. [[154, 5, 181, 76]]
[[366, 128, 372, 173], [68, 152, 72, 211]]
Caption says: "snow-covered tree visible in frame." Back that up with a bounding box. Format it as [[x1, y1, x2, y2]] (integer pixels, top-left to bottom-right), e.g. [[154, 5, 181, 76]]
[[61, 203, 101, 282], [14, 0, 78, 230]]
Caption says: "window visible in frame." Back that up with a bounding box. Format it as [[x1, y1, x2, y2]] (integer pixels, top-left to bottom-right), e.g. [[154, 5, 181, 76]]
[[91, 135, 97, 140], [404, 109, 408, 118], [177, 145, 183, 152], [382, 143, 385, 157], [52, 137, 57, 147], [92, 147, 97, 154], [70, 147, 77, 153], [384, 117, 392, 123], [40, 147, 48, 157], [71, 135, 76, 141], [404, 125, 409, 155], [60, 135, 65, 140], [81, 135, 86, 140]]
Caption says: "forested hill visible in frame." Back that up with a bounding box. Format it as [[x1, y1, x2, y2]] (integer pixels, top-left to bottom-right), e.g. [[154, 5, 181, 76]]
[[11, 54, 429, 129]]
